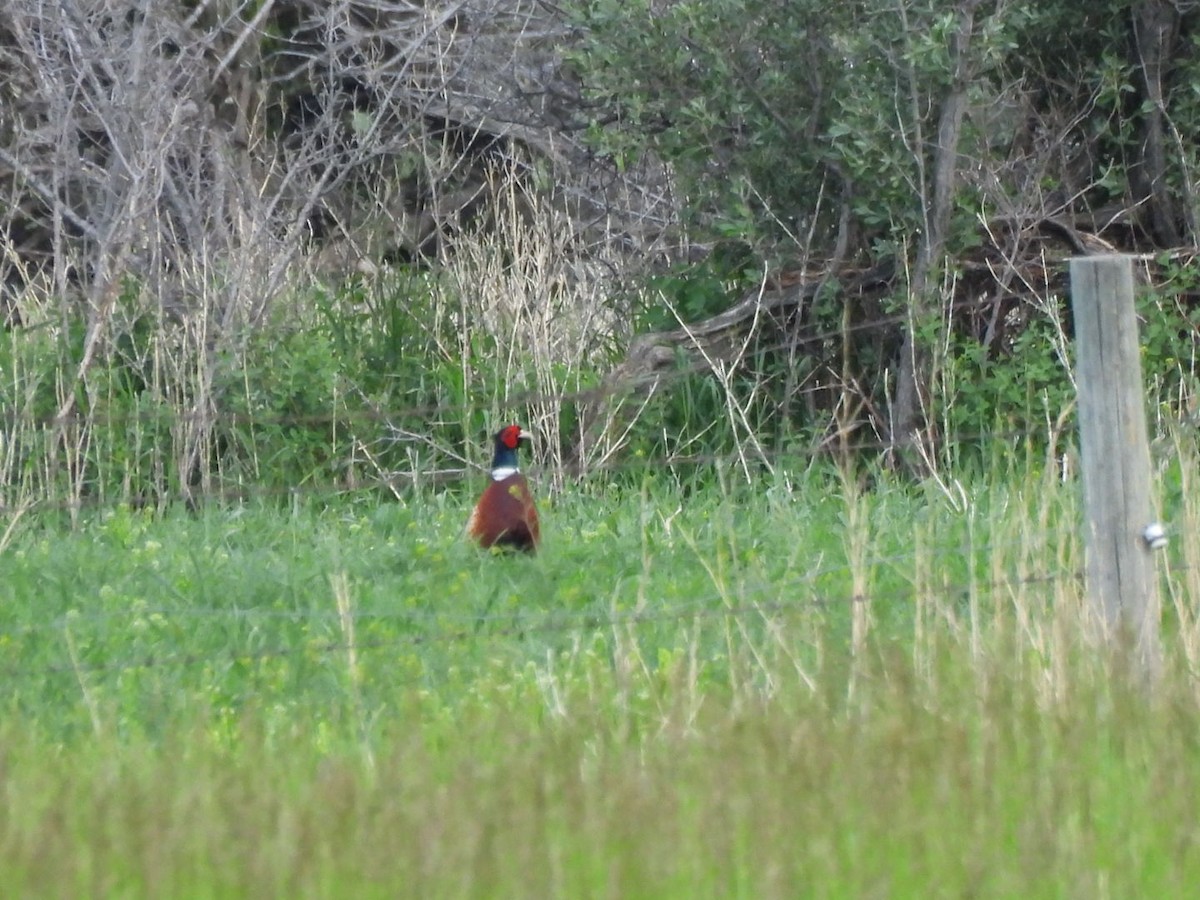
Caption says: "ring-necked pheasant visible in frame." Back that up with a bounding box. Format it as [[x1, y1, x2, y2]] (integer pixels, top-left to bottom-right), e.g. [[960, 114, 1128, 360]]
[[467, 425, 540, 553]]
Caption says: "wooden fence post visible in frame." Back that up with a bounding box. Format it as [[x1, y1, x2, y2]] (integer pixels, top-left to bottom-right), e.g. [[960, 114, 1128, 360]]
[[1069, 255, 1161, 673]]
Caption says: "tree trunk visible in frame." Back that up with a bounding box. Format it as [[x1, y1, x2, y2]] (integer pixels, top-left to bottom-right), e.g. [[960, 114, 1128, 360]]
[[889, 0, 983, 469], [1130, 0, 1184, 247]]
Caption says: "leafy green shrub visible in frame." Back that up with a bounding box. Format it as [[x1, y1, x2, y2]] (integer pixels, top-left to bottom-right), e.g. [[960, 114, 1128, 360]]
[[933, 309, 1074, 470], [0, 290, 183, 507]]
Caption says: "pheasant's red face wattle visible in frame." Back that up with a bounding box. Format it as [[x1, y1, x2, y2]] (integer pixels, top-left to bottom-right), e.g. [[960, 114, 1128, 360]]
[[499, 425, 523, 449]]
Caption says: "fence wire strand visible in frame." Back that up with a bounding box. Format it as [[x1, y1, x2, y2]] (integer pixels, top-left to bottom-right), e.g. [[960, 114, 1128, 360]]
[[9, 568, 1079, 681], [1, 521, 1077, 640], [4, 548, 1083, 682], [2, 291, 1060, 435], [1, 422, 1060, 516]]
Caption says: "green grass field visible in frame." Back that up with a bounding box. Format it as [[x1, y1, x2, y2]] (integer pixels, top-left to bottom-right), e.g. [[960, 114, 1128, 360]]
[[3, 454, 1200, 897]]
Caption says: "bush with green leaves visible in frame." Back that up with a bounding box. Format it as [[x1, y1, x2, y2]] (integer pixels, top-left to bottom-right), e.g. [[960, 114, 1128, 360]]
[[567, 0, 1200, 464]]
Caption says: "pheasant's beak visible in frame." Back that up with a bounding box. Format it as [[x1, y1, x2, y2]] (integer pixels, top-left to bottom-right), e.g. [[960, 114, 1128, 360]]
[[517, 428, 533, 443]]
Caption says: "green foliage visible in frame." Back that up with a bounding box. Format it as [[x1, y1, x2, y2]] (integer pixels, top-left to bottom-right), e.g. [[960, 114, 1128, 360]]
[[0, 314, 71, 424], [1, 268, 561, 506], [568, 0, 1030, 255], [1141, 257, 1200, 414], [208, 272, 508, 492], [621, 270, 881, 469], [637, 250, 757, 332], [214, 318, 347, 486], [316, 272, 496, 442], [569, 0, 840, 247], [937, 309, 1075, 460], [934, 273, 1200, 465], [567, 0, 1200, 473], [4, 458, 1200, 892], [0, 294, 183, 505], [1, 462, 1059, 739]]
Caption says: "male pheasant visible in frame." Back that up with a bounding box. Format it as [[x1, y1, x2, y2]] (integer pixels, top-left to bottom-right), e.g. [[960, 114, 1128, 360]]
[[467, 425, 540, 553]]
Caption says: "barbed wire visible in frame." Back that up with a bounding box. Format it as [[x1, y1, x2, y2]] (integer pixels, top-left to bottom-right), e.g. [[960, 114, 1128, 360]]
[[0, 521, 1077, 641], [0, 291, 1064, 434], [0, 420, 1064, 517], [3, 562, 1081, 682]]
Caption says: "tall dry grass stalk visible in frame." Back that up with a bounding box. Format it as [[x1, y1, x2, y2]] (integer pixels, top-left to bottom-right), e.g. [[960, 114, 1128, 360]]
[[432, 172, 632, 488], [839, 470, 874, 704], [1164, 430, 1200, 670]]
